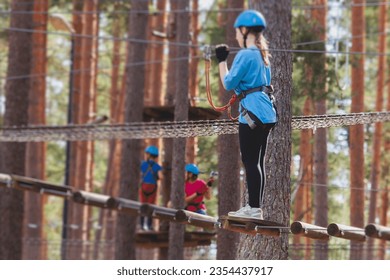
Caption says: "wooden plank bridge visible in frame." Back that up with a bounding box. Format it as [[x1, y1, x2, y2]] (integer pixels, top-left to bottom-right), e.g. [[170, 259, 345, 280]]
[[1, 173, 390, 245]]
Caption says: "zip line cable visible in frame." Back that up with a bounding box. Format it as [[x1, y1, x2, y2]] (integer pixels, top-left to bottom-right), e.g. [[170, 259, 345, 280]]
[[0, 26, 389, 81], [2, 26, 390, 57], [1, 111, 390, 142], [1, 0, 390, 14]]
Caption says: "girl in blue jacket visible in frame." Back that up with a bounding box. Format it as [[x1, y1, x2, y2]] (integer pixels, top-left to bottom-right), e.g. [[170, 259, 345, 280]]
[[216, 10, 277, 220]]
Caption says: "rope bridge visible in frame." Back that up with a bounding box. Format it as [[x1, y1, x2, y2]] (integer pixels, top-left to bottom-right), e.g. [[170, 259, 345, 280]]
[[1, 173, 389, 241], [0, 111, 389, 142]]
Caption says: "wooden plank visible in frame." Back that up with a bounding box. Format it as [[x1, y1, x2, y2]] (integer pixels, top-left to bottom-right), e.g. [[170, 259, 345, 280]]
[[140, 203, 177, 222], [365, 224, 390, 241], [73, 191, 111, 208], [106, 197, 141, 216], [219, 216, 282, 237], [327, 223, 366, 242], [290, 221, 330, 240], [11, 174, 72, 198], [175, 209, 218, 229]]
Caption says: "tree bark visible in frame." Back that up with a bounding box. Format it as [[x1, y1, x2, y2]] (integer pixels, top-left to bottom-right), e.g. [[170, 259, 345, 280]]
[[66, 0, 99, 260], [24, 0, 48, 260], [159, 0, 177, 260], [349, 0, 365, 260], [238, 0, 292, 260], [168, 0, 190, 260], [0, 0, 33, 260], [216, 0, 243, 260], [367, 2, 386, 260], [292, 97, 313, 259], [94, 8, 124, 259], [115, 0, 149, 260], [312, 0, 328, 261]]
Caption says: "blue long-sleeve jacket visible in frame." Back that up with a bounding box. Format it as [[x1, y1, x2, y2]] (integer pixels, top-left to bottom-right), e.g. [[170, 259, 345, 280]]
[[224, 46, 277, 124]]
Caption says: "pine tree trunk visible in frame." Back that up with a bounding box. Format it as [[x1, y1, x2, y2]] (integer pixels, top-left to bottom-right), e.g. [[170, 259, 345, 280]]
[[115, 0, 149, 260], [168, 0, 190, 260], [62, 0, 83, 259], [238, 0, 292, 260], [312, 0, 328, 260], [349, 0, 365, 260], [94, 10, 124, 259], [216, 0, 243, 260], [367, 2, 386, 260], [0, 0, 33, 260], [159, 0, 177, 260], [66, 0, 99, 259], [24, 0, 48, 260], [292, 97, 313, 259]]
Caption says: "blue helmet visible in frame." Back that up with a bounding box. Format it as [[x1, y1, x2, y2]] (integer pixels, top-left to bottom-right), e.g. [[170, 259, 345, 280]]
[[185, 163, 199, 175], [233, 10, 266, 29], [145, 145, 159, 157]]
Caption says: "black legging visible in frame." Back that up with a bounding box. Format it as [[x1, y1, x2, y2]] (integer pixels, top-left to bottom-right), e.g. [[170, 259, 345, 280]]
[[239, 122, 274, 208]]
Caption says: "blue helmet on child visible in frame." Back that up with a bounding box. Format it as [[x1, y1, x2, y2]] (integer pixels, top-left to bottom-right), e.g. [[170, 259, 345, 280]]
[[185, 163, 199, 175], [145, 145, 159, 157], [233, 10, 266, 29]]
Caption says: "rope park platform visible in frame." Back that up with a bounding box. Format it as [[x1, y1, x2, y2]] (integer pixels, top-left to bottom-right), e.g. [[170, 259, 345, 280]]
[[1, 173, 389, 245]]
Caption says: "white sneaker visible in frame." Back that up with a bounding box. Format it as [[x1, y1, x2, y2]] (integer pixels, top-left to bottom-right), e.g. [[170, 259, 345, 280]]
[[228, 205, 263, 220]]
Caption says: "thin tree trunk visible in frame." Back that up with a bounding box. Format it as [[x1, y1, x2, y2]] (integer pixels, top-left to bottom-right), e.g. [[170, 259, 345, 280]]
[[0, 0, 33, 260], [67, 0, 99, 260], [159, 0, 177, 260], [378, 29, 390, 260], [367, 2, 386, 260], [292, 97, 313, 259], [312, 0, 328, 260], [63, 0, 83, 259], [186, 0, 200, 163], [168, 0, 190, 260], [216, 0, 242, 260], [24, 0, 48, 260], [238, 0, 292, 260], [94, 9, 124, 259], [349, 0, 365, 260], [115, 0, 149, 260]]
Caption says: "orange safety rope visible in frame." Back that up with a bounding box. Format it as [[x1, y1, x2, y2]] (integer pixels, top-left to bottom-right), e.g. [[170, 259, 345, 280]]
[[204, 53, 239, 121]]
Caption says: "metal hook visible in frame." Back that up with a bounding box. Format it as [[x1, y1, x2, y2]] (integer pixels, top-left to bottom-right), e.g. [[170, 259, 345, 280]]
[[203, 45, 212, 60]]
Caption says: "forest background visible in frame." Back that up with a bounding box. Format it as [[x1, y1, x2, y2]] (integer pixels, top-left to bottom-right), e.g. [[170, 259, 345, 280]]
[[0, 0, 389, 260]]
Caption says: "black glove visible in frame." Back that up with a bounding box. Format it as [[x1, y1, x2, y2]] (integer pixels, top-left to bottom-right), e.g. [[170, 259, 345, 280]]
[[215, 44, 230, 63]]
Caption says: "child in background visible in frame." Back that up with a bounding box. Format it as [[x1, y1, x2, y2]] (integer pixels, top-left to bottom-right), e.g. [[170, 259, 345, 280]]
[[139, 145, 162, 230], [184, 163, 213, 215]]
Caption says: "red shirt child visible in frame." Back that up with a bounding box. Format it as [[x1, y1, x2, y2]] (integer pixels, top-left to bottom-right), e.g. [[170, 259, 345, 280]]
[[184, 164, 212, 215]]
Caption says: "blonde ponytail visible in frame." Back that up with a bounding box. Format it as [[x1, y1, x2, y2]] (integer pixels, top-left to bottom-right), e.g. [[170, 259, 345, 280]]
[[255, 33, 270, 66]]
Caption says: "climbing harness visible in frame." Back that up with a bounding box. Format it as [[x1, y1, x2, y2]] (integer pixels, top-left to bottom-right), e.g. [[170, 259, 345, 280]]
[[204, 45, 278, 129], [204, 45, 239, 121]]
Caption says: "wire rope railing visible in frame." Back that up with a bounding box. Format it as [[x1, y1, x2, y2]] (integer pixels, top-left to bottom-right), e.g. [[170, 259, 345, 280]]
[[0, 111, 390, 142]]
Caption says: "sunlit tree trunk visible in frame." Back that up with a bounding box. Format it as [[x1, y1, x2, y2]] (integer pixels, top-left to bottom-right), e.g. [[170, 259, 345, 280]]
[[23, 0, 48, 260], [292, 97, 313, 260], [67, 0, 99, 259], [94, 7, 124, 259], [367, 2, 386, 260], [378, 25, 390, 260], [349, 0, 365, 260], [0, 0, 33, 260], [63, 0, 83, 259], [312, 0, 328, 260], [238, 0, 292, 260]]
